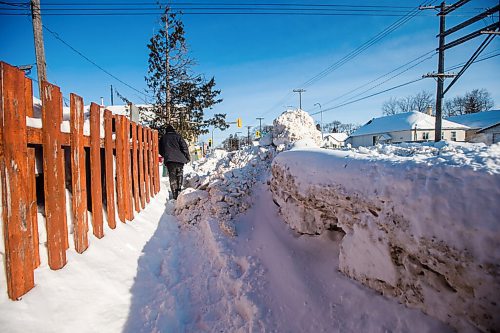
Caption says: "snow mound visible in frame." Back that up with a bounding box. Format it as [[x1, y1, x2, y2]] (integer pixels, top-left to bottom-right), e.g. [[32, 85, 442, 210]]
[[272, 109, 322, 148], [175, 146, 277, 235], [270, 142, 500, 332]]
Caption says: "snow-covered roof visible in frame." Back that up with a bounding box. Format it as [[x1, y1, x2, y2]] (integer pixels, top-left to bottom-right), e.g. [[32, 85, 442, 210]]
[[447, 110, 500, 130], [324, 132, 348, 142], [104, 104, 153, 116], [351, 111, 468, 137]]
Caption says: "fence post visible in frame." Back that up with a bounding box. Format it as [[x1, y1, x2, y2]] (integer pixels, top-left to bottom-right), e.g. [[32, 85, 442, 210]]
[[89, 103, 104, 238], [131, 122, 140, 212], [41, 80, 67, 270], [115, 116, 126, 222], [0, 62, 35, 299], [137, 124, 145, 209], [70, 94, 89, 253], [103, 110, 116, 229]]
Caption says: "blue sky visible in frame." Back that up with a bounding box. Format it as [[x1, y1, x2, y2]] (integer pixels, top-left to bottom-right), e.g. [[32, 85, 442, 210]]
[[1, 0, 499, 144]]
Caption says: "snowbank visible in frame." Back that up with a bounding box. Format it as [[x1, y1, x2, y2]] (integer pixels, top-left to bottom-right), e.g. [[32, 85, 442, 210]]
[[175, 146, 276, 236], [270, 142, 500, 332]]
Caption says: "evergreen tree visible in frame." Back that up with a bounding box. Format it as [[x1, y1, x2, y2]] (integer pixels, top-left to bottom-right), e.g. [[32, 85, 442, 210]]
[[145, 9, 227, 140]]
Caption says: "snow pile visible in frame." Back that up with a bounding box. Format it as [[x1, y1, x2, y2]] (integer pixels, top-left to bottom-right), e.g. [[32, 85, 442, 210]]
[[270, 142, 500, 332], [272, 109, 322, 149], [175, 145, 276, 236], [352, 141, 500, 174], [175, 108, 322, 235]]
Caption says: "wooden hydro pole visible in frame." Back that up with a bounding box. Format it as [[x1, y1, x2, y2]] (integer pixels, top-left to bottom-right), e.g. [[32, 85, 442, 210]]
[[421, 1, 499, 142]]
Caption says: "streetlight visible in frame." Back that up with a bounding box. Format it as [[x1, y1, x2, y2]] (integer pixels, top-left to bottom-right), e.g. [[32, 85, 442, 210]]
[[314, 102, 323, 140]]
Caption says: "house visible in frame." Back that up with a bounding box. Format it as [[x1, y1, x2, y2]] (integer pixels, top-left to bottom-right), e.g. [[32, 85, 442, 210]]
[[346, 111, 469, 147], [323, 132, 348, 149], [447, 110, 500, 145]]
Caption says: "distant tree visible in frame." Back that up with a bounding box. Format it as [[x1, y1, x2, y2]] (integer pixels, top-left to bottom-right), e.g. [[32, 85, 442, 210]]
[[412, 90, 434, 113], [382, 90, 434, 115], [443, 89, 494, 117], [381, 97, 399, 116], [145, 8, 228, 140], [323, 120, 359, 135]]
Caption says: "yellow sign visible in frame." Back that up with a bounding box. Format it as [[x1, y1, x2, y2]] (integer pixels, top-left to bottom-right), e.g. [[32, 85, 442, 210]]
[[255, 130, 261, 138]]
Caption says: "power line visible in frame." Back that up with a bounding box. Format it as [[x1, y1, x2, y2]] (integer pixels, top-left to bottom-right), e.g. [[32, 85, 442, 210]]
[[311, 78, 425, 115], [300, 3, 434, 88], [308, 53, 499, 116], [0, 12, 450, 17], [311, 49, 437, 111], [253, 2, 435, 124], [41, 24, 151, 103]]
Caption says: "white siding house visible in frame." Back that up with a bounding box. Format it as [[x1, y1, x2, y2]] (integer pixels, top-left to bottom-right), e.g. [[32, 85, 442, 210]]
[[447, 110, 500, 145], [323, 133, 348, 149], [346, 111, 468, 147]]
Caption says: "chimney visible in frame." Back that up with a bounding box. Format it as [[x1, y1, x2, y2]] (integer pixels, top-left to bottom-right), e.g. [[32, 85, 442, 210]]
[[100, 97, 104, 106], [426, 105, 433, 116]]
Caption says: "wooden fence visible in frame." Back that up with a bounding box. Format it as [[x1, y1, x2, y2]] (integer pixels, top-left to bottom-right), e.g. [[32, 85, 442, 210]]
[[0, 61, 160, 300]]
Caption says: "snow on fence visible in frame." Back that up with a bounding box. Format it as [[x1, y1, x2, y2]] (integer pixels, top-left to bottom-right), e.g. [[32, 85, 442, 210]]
[[0, 61, 160, 300]]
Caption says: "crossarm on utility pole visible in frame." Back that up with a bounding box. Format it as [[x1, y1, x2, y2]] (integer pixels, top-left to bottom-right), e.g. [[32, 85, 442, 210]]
[[441, 5, 499, 37], [444, 22, 500, 50]]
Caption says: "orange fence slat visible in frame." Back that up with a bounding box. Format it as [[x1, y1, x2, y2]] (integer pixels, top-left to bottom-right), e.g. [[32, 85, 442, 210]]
[[124, 118, 134, 220], [137, 124, 146, 209], [114, 116, 126, 222], [41, 80, 67, 270], [103, 110, 116, 229], [131, 122, 140, 212], [0, 62, 35, 299], [148, 129, 155, 196], [70, 94, 89, 253], [153, 130, 160, 194], [143, 126, 150, 203], [89, 103, 104, 238]]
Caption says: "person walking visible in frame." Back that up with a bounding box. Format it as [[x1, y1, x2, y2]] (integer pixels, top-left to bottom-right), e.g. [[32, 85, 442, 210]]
[[159, 124, 190, 200]]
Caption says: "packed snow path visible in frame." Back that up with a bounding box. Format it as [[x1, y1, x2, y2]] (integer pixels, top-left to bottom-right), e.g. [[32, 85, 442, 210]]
[[123, 183, 451, 332], [123, 199, 261, 332]]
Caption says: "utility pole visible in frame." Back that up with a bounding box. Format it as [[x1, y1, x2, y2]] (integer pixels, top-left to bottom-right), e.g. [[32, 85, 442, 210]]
[[110, 85, 114, 105], [435, 1, 446, 142], [31, 0, 47, 98], [165, 7, 171, 124], [246, 125, 252, 146], [235, 132, 242, 150], [293, 89, 306, 110], [256, 117, 264, 134], [421, 1, 499, 142]]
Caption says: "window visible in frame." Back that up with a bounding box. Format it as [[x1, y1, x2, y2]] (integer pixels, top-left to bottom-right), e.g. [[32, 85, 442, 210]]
[[422, 132, 429, 140], [451, 131, 457, 141]]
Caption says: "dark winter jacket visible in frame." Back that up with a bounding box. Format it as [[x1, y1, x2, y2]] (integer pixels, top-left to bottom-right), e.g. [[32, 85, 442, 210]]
[[159, 125, 191, 164]]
